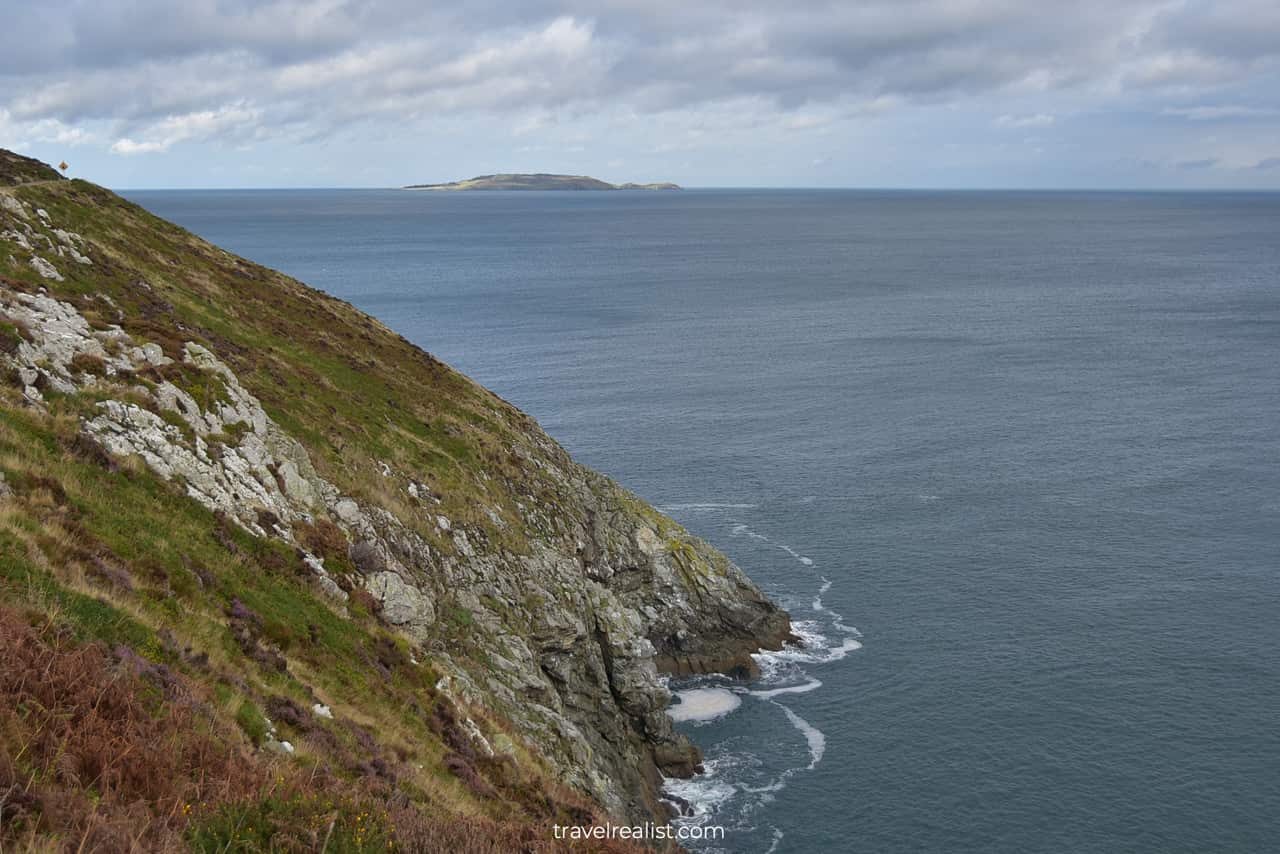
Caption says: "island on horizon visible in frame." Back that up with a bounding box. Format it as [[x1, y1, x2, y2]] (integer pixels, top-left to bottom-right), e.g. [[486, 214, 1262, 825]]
[[403, 172, 681, 191]]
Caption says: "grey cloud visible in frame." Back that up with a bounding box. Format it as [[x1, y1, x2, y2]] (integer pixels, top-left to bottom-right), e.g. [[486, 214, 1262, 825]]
[[2, 0, 1278, 155], [1145, 0, 1280, 64], [1, 0, 380, 73]]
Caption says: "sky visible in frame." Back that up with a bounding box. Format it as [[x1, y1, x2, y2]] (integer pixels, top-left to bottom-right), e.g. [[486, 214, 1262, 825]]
[[1, 0, 1279, 189]]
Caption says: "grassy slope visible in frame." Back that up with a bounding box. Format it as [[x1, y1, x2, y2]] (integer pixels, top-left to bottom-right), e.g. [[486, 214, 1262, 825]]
[[0, 150, 62, 186], [6, 176, 555, 548], [0, 158, 656, 851]]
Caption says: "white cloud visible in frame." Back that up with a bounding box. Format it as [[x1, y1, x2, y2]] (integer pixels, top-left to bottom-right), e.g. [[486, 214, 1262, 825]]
[[1162, 105, 1277, 120], [0, 109, 99, 154], [109, 138, 166, 155], [785, 114, 834, 131], [109, 104, 260, 155], [996, 113, 1056, 128]]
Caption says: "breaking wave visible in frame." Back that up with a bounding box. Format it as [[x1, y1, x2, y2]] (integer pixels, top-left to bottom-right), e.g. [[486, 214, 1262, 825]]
[[660, 506, 863, 851]]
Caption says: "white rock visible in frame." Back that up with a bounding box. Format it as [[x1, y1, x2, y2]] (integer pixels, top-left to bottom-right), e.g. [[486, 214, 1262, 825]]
[[131, 342, 171, 366], [635, 526, 662, 557], [315, 573, 347, 602], [462, 716, 494, 757], [52, 229, 81, 247], [264, 739, 295, 755], [366, 570, 435, 631], [28, 255, 63, 281], [453, 529, 475, 557], [333, 498, 361, 525], [276, 459, 318, 506], [0, 195, 28, 219], [2, 229, 32, 251]]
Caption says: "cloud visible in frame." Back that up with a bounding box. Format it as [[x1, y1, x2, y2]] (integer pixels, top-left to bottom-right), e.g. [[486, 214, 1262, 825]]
[[7, 0, 1277, 143], [2, 0, 1279, 187], [785, 113, 834, 131], [109, 104, 261, 155], [996, 113, 1055, 128], [0, 109, 95, 150], [1162, 105, 1277, 120], [110, 138, 169, 156]]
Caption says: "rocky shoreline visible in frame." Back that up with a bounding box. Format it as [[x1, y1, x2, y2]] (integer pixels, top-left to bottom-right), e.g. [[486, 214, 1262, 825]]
[[0, 164, 790, 825]]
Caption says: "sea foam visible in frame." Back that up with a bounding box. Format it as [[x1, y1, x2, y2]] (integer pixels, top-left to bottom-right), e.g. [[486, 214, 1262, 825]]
[[668, 687, 743, 723], [751, 677, 823, 699], [776, 703, 826, 768], [729, 523, 814, 565], [663, 756, 738, 822]]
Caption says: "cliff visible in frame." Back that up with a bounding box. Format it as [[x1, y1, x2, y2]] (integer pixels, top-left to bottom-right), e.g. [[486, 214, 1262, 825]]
[[0, 150, 786, 850], [404, 174, 681, 191]]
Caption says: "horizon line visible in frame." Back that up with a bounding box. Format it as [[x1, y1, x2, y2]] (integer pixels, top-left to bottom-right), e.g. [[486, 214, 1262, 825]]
[[111, 184, 1280, 193]]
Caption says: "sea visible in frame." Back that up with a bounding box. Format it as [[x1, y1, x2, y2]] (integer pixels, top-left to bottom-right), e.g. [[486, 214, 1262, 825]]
[[123, 187, 1280, 853]]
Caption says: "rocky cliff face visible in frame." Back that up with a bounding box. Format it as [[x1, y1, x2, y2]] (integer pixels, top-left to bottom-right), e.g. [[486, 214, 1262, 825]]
[[0, 155, 789, 825]]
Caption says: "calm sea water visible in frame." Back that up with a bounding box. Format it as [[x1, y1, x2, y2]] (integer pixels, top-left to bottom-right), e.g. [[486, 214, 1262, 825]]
[[124, 188, 1280, 853]]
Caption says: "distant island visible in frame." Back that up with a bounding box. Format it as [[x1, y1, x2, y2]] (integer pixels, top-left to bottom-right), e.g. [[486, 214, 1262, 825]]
[[403, 173, 681, 191]]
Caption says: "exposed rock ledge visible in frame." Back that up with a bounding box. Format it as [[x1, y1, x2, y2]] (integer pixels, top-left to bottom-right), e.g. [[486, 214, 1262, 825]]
[[0, 213, 789, 824]]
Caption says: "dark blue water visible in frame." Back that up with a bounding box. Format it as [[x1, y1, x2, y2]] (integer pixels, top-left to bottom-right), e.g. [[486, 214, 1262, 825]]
[[124, 188, 1280, 853]]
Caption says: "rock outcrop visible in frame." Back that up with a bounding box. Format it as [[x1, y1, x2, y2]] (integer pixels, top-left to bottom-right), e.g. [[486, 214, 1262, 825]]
[[0, 180, 789, 824]]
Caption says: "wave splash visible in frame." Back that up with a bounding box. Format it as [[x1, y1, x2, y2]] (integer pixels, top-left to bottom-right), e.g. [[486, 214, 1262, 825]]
[[661, 505, 862, 850]]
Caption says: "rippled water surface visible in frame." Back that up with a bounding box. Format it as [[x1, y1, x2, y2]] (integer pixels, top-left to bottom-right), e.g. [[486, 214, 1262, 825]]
[[126, 188, 1280, 853]]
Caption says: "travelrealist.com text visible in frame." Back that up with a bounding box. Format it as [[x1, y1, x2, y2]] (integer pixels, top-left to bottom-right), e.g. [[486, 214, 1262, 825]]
[[553, 823, 727, 842]]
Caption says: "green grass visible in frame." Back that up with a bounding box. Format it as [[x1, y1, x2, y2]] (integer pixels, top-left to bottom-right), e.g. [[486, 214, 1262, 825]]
[[187, 795, 393, 853], [235, 698, 270, 746], [0, 533, 160, 655], [0, 319, 27, 354]]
